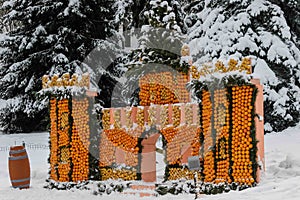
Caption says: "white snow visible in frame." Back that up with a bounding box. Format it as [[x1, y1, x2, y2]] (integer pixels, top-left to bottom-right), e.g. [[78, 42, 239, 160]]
[[64, 0, 81, 16], [253, 58, 278, 85], [163, 12, 175, 23], [53, 53, 69, 64], [0, 125, 300, 199], [25, 76, 35, 93], [0, 99, 6, 109], [247, 0, 269, 17], [2, 0, 17, 9], [187, 0, 300, 132], [33, 25, 47, 36]]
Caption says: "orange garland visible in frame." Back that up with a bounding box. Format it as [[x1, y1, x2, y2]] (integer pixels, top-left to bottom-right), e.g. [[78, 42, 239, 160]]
[[125, 151, 138, 167], [49, 98, 58, 181], [168, 167, 201, 180], [185, 104, 193, 125], [190, 58, 252, 79], [172, 105, 181, 127], [100, 168, 137, 181], [191, 127, 201, 156], [161, 125, 200, 167], [160, 105, 169, 129], [137, 107, 145, 128], [102, 109, 111, 130], [175, 72, 189, 103]]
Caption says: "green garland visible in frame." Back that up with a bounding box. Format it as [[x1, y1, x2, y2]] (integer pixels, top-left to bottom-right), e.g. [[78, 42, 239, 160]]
[[68, 98, 73, 181], [188, 74, 251, 96], [227, 87, 234, 182], [88, 98, 100, 180], [38, 86, 88, 103], [128, 48, 190, 75], [250, 87, 259, 182]]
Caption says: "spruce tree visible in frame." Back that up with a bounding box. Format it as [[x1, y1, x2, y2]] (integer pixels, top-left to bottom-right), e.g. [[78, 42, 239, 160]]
[[113, 0, 187, 106], [0, 0, 17, 33], [0, 0, 115, 133], [184, 0, 205, 29], [140, 0, 185, 57], [142, 0, 184, 31], [268, 0, 300, 48], [186, 0, 300, 133], [137, 0, 188, 61], [114, 0, 149, 30], [98, 0, 186, 107]]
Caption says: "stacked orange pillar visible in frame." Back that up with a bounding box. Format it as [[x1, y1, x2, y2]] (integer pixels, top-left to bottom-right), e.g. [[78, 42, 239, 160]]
[[49, 97, 91, 182], [231, 86, 256, 185], [200, 85, 259, 185], [57, 99, 71, 182], [214, 89, 231, 184], [201, 90, 215, 182], [71, 98, 90, 182]]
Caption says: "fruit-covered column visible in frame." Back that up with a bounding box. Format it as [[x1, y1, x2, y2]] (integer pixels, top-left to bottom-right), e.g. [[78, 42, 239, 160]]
[[43, 73, 94, 183]]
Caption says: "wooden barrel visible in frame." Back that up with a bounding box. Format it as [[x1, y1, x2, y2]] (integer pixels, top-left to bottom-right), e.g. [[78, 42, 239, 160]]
[[8, 146, 30, 189]]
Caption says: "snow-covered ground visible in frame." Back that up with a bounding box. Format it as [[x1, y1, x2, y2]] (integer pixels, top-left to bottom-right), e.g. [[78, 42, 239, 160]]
[[0, 125, 300, 200]]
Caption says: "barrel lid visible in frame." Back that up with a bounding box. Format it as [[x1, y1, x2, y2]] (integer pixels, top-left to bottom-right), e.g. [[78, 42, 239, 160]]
[[10, 146, 25, 151]]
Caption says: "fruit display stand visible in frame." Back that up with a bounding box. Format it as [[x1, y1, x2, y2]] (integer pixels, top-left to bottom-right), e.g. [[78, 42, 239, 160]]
[[43, 73, 96, 182]]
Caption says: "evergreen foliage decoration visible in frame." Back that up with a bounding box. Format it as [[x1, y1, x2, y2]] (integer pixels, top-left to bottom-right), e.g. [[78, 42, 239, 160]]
[[43, 178, 257, 195], [0, 0, 115, 133], [88, 99, 101, 181], [186, 0, 300, 133]]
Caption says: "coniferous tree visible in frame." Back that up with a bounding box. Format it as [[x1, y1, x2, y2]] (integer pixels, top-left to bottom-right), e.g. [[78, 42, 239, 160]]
[[0, 0, 18, 33], [99, 0, 187, 107], [0, 0, 115, 133], [268, 0, 300, 48], [186, 0, 300, 133], [184, 0, 205, 29], [140, 0, 185, 55], [114, 0, 148, 29], [142, 0, 185, 31], [117, 0, 187, 106]]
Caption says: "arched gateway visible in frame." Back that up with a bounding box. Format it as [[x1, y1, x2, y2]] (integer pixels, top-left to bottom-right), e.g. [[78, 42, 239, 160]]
[[100, 103, 201, 182]]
